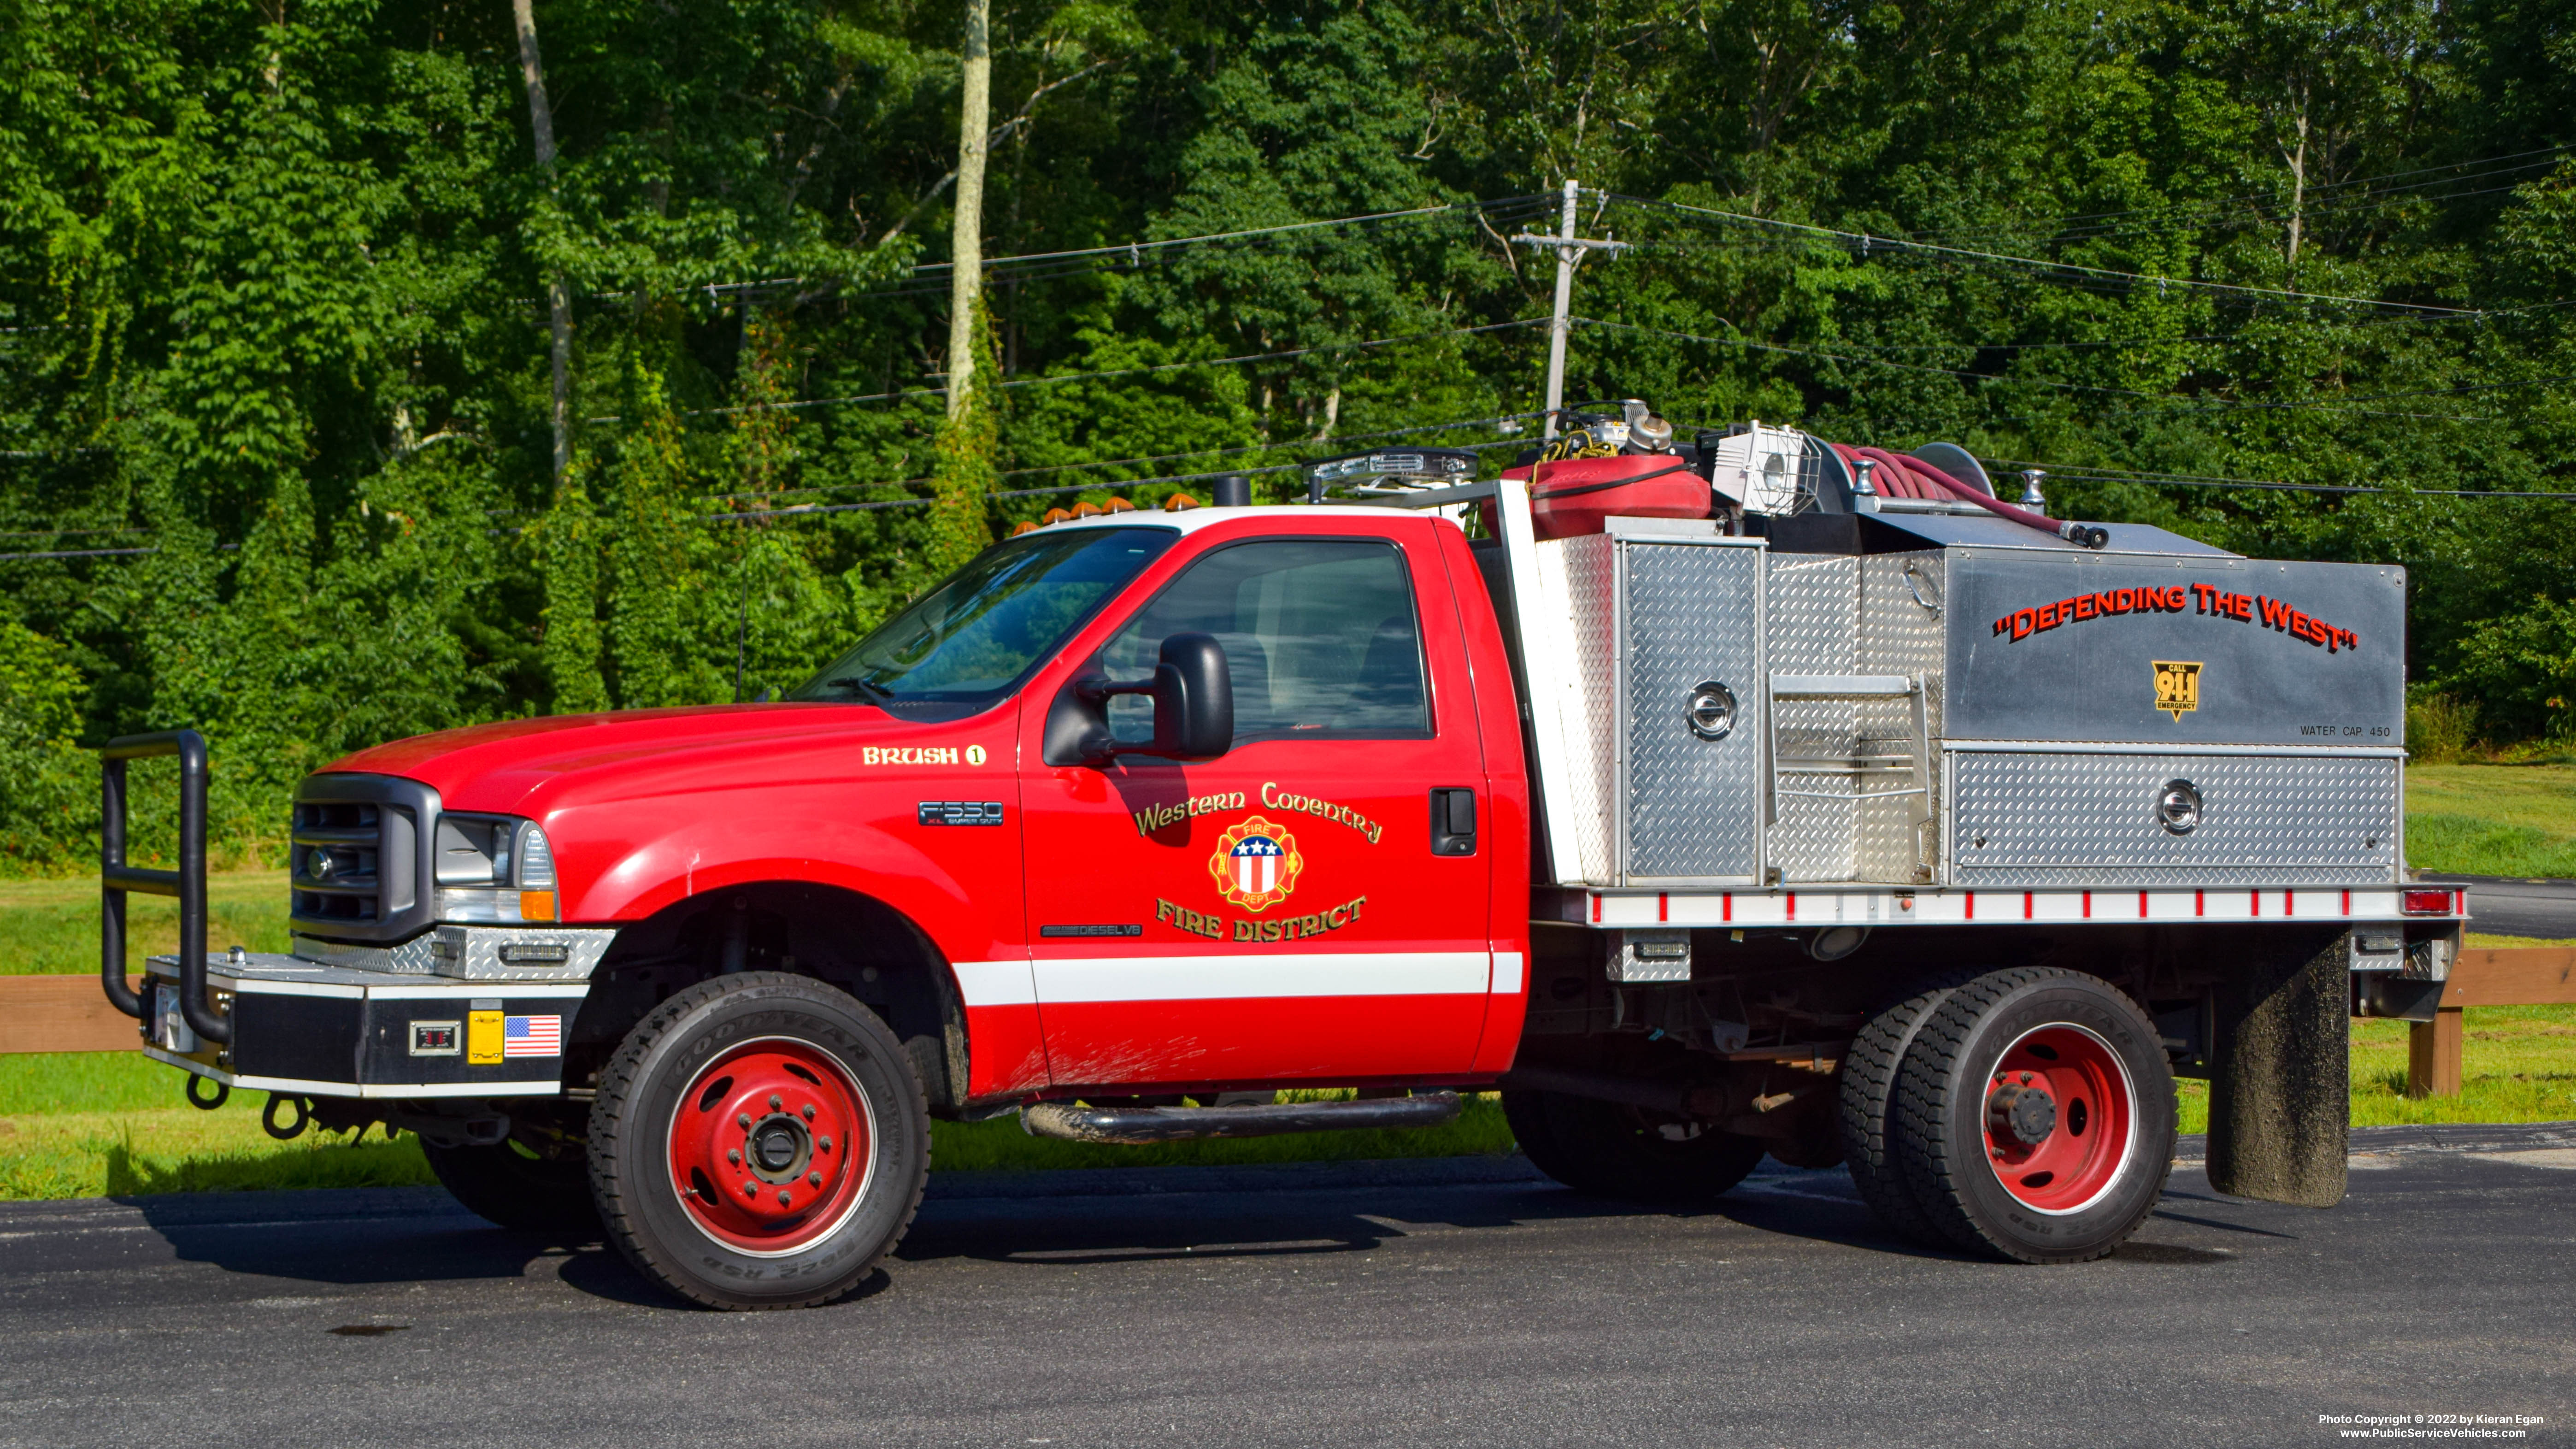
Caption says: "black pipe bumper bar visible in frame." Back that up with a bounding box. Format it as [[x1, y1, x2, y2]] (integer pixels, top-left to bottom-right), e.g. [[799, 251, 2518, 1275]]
[[101, 730, 225, 1044], [1020, 1091, 1461, 1144]]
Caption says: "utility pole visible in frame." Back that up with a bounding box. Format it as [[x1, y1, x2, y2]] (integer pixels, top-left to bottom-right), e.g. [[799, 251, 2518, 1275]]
[[1511, 179, 1627, 438]]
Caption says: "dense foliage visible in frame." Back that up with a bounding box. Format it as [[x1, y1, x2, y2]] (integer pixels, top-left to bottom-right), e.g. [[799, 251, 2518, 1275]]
[[0, 0, 2569, 866]]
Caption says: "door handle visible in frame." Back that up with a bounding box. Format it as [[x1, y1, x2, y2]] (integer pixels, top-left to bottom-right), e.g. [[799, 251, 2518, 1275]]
[[1430, 788, 1477, 856]]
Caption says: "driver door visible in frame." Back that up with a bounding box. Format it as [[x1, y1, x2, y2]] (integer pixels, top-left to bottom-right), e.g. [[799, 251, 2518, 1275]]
[[1018, 521, 1494, 1092]]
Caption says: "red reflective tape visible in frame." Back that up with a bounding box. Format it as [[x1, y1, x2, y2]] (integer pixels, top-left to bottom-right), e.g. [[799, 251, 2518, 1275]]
[[2251, 890, 2261, 918], [2138, 889, 2148, 918], [1787, 892, 1797, 921], [2082, 890, 2092, 919], [1723, 892, 1732, 923], [2024, 891, 2034, 920], [1965, 892, 1976, 920], [1590, 894, 1600, 924], [2342, 889, 2352, 916], [2195, 889, 2205, 917], [1658, 893, 1668, 923], [2458, 889, 2466, 915], [2286, 888, 2295, 917]]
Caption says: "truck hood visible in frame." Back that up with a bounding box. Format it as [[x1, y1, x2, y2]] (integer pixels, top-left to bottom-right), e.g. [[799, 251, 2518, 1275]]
[[319, 703, 974, 813]]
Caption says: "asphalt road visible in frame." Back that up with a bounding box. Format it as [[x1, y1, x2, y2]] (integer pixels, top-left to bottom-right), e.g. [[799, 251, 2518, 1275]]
[[5, 1127, 2572, 1449], [2425, 873, 2576, 940]]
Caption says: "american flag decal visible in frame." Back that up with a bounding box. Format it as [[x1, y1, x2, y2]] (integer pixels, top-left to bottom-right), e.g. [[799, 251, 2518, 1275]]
[[502, 1014, 563, 1058]]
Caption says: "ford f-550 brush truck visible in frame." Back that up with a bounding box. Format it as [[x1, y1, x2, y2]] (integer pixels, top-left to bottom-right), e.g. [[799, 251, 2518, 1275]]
[[97, 404, 2460, 1308]]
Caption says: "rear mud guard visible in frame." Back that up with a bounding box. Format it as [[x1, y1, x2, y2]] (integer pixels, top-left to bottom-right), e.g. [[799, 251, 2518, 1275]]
[[2208, 927, 2350, 1207]]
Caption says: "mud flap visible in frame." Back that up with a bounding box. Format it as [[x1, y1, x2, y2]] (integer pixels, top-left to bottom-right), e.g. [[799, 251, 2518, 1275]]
[[2207, 927, 2349, 1207]]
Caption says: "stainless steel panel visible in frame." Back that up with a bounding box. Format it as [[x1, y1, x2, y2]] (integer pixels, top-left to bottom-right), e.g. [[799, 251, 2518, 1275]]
[[1854, 554, 1947, 881], [1947, 750, 2400, 886], [1547, 535, 1622, 884], [292, 925, 616, 981], [1944, 551, 2405, 744], [1619, 540, 1764, 883], [1765, 555, 1860, 881]]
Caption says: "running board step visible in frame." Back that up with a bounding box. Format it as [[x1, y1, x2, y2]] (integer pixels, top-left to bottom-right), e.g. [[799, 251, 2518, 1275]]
[[1019, 1092, 1461, 1145]]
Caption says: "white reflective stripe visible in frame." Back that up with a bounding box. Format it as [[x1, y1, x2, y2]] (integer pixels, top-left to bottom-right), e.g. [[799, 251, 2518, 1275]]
[[1034, 951, 1490, 1004], [951, 959, 1039, 1009], [1491, 951, 1524, 994]]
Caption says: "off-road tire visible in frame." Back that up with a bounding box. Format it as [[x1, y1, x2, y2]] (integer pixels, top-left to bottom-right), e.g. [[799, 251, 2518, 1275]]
[[422, 1137, 600, 1238], [588, 972, 929, 1309], [1893, 967, 2176, 1264], [1840, 972, 1976, 1246], [1503, 1087, 1768, 1204]]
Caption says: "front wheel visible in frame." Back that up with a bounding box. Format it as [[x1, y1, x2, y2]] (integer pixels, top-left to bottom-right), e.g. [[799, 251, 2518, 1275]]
[[1893, 967, 2176, 1264], [588, 972, 929, 1309]]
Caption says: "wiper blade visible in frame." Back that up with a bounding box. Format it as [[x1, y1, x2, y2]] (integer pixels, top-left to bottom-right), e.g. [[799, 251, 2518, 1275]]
[[822, 676, 894, 703]]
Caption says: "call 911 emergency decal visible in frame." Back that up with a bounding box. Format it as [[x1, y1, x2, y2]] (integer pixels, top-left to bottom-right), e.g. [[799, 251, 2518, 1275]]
[[1153, 782, 1376, 946]]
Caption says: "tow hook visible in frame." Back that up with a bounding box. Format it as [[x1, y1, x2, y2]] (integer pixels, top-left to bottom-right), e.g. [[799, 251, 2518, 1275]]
[[262, 1092, 312, 1141]]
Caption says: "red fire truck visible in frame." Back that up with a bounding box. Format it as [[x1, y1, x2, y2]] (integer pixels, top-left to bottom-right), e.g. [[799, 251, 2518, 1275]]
[[100, 406, 2461, 1308]]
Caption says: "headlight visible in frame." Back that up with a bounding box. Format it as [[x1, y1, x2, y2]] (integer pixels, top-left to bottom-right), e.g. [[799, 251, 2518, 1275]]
[[434, 813, 560, 922]]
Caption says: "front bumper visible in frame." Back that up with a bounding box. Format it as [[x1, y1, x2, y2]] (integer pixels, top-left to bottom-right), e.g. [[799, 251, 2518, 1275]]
[[141, 925, 614, 1100]]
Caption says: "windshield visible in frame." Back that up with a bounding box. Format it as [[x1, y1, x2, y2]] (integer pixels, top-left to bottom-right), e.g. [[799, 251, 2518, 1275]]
[[789, 526, 1176, 713]]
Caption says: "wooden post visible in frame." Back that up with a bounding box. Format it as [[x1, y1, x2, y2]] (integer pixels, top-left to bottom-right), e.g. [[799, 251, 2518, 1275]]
[[2407, 1007, 2464, 1098]]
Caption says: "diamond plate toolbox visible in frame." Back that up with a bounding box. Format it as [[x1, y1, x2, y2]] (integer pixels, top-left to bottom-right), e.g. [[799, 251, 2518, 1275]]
[[1618, 534, 1765, 883], [1946, 749, 2400, 886]]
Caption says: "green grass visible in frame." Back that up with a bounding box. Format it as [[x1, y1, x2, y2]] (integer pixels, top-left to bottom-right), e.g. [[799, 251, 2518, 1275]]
[[2405, 762, 2576, 877], [0, 870, 291, 976]]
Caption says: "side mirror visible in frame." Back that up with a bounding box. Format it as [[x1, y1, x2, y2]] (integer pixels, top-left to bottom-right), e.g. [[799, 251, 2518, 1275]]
[[1040, 632, 1234, 766], [1147, 632, 1233, 760]]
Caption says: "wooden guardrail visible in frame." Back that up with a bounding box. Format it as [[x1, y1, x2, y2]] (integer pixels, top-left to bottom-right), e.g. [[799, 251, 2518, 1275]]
[[0, 975, 147, 1055], [2407, 947, 2576, 1098]]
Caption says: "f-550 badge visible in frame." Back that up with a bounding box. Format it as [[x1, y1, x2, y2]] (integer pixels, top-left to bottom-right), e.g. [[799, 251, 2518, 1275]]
[[1210, 816, 1302, 913]]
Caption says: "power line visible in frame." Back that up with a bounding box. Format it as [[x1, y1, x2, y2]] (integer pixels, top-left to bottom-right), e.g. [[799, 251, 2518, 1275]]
[[1605, 192, 2482, 317], [1893, 144, 2572, 247], [1570, 316, 2499, 420], [1995, 459, 2576, 500], [600, 317, 1551, 421]]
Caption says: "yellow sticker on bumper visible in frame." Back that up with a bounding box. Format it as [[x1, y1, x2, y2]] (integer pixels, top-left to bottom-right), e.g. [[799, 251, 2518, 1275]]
[[467, 1010, 504, 1065]]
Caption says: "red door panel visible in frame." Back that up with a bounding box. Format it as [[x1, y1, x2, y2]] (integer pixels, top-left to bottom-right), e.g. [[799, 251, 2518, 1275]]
[[1018, 520, 1494, 1092]]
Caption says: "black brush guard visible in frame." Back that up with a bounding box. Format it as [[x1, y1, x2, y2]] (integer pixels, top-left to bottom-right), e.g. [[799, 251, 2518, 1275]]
[[100, 730, 227, 1045]]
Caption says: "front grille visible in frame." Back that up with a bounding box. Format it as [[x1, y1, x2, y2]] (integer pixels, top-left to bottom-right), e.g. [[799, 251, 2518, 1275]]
[[288, 774, 439, 943]]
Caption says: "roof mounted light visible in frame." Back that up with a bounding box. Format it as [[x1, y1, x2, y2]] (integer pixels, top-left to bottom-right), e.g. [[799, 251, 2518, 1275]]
[[1303, 448, 1480, 503]]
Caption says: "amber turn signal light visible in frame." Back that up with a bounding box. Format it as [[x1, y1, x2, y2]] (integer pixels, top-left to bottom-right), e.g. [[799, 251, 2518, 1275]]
[[519, 890, 558, 921]]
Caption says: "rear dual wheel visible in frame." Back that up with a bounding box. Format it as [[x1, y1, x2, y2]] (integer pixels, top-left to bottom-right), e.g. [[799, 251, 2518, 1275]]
[[589, 972, 929, 1309], [1851, 967, 2174, 1263]]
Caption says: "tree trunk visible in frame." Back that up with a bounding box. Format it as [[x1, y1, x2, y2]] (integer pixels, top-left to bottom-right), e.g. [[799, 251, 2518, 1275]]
[[946, 0, 992, 419], [2283, 88, 2309, 288], [512, 0, 574, 487]]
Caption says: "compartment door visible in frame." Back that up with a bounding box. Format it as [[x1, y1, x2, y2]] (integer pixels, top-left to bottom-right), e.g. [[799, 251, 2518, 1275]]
[[1619, 539, 1765, 884]]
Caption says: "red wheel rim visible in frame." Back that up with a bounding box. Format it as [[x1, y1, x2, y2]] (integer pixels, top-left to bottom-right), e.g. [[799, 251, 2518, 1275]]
[[667, 1037, 874, 1256], [1981, 1022, 2136, 1214]]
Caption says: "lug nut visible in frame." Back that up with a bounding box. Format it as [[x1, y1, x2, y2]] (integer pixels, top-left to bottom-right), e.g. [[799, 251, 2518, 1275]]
[[801, 1104, 815, 1121], [744, 1182, 758, 1198], [776, 1189, 791, 1206], [818, 1137, 832, 1152], [727, 1149, 741, 1165], [769, 1094, 782, 1110], [737, 1113, 751, 1129], [807, 1171, 821, 1187]]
